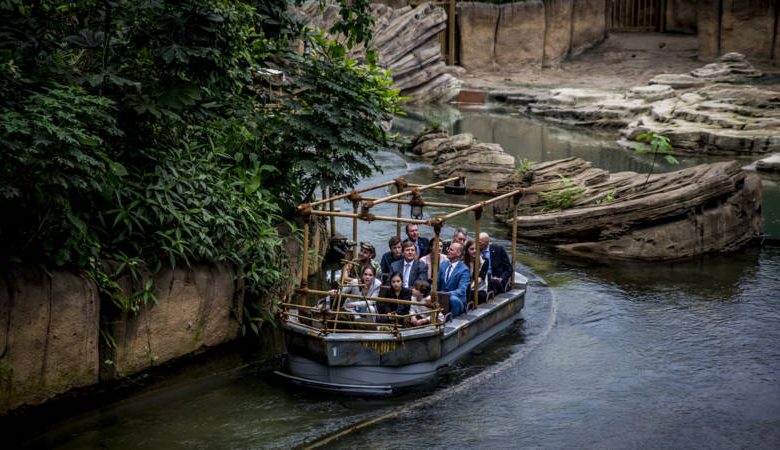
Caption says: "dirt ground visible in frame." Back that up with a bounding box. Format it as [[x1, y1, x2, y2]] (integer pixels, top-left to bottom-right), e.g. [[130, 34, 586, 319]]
[[460, 32, 779, 92]]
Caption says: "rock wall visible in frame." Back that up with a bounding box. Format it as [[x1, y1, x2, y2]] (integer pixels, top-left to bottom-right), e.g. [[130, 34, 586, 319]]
[[570, 0, 607, 57], [295, 2, 462, 103], [0, 220, 329, 414], [0, 271, 99, 414], [666, 0, 697, 34], [458, 0, 607, 69], [103, 264, 241, 378], [495, 1, 546, 66], [698, 0, 778, 60], [543, 0, 574, 66]]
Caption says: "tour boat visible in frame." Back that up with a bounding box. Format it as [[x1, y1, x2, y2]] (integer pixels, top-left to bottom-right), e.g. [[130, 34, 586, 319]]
[[276, 177, 527, 394]]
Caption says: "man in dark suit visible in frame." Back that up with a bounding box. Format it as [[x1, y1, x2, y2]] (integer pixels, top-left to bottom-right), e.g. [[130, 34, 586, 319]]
[[391, 241, 428, 289], [478, 232, 513, 294], [436, 241, 470, 316], [405, 223, 430, 258]]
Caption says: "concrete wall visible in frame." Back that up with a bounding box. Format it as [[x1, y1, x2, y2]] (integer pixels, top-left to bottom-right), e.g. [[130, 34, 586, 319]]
[[0, 271, 100, 414], [458, 0, 607, 69], [666, 0, 698, 33], [698, 0, 778, 60], [0, 220, 328, 414]]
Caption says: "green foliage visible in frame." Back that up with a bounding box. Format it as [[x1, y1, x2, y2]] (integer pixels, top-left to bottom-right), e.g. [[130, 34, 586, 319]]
[[0, 360, 12, 382], [595, 191, 617, 205], [539, 175, 585, 212], [515, 158, 534, 175], [0, 0, 399, 325], [632, 131, 680, 185]]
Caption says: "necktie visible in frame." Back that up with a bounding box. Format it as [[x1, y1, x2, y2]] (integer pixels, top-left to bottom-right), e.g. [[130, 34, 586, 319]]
[[445, 264, 453, 283], [482, 249, 491, 273], [403, 262, 412, 287]]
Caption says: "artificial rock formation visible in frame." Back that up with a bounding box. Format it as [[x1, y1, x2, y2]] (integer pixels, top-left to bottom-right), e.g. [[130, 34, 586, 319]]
[[458, 0, 607, 69], [495, 157, 763, 261], [0, 270, 100, 413], [649, 53, 762, 86], [409, 129, 515, 189], [491, 53, 779, 156], [619, 83, 780, 156], [295, 2, 461, 103]]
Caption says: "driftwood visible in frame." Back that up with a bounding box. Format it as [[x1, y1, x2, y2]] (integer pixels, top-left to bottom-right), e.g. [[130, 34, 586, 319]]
[[497, 158, 763, 261]]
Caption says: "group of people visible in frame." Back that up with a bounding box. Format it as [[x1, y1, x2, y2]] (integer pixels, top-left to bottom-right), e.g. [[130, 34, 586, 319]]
[[326, 223, 513, 326]]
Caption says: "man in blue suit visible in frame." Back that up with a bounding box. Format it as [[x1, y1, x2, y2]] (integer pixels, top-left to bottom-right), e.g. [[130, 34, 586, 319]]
[[391, 241, 428, 289], [479, 232, 513, 294], [405, 223, 430, 258], [436, 241, 470, 317]]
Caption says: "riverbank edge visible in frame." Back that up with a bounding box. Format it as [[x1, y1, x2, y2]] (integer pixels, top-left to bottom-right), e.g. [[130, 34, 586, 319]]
[[0, 218, 329, 416]]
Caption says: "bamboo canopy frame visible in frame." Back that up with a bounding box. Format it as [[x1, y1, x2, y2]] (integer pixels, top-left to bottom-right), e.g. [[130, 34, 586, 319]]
[[292, 176, 524, 335]]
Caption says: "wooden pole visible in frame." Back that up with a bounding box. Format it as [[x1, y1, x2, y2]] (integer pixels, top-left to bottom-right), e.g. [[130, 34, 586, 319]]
[[430, 223, 442, 325], [395, 180, 404, 237], [448, 0, 456, 65], [308, 209, 429, 225], [304, 180, 396, 209], [438, 189, 522, 221], [360, 197, 470, 209], [301, 216, 310, 293], [366, 176, 460, 208], [473, 207, 481, 307], [511, 194, 521, 288], [352, 200, 359, 258], [328, 187, 336, 239]]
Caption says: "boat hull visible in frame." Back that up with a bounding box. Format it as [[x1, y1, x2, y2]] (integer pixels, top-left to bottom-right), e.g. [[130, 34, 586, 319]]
[[279, 287, 525, 393]]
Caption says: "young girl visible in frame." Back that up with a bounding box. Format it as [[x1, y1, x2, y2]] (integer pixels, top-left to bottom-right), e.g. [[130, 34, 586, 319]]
[[463, 239, 489, 305], [328, 264, 381, 316], [376, 272, 411, 323], [409, 279, 442, 326]]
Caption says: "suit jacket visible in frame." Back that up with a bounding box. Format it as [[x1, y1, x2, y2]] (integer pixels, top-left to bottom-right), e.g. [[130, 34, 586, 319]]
[[436, 260, 470, 305], [391, 258, 429, 288], [483, 244, 512, 290], [380, 252, 401, 275], [411, 236, 430, 258]]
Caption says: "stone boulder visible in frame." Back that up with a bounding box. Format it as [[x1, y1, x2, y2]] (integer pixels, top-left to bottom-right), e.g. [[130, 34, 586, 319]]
[[650, 52, 763, 88], [689, 53, 762, 83], [409, 129, 516, 189], [496, 158, 762, 261], [744, 153, 780, 180], [754, 153, 780, 173]]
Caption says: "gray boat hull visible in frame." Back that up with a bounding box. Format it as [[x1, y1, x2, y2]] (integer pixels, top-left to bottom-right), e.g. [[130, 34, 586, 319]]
[[280, 287, 525, 393]]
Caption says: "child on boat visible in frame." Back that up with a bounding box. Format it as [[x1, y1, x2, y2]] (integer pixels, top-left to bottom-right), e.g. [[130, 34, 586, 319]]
[[409, 279, 442, 326], [377, 272, 411, 323]]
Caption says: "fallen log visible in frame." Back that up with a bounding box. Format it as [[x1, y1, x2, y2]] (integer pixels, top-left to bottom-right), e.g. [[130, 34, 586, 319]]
[[497, 158, 763, 260]]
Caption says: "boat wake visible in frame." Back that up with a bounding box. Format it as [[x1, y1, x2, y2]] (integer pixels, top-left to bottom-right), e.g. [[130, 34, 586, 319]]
[[299, 278, 559, 449]]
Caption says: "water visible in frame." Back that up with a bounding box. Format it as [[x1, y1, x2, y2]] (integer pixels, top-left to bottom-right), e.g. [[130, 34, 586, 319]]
[[10, 107, 780, 449]]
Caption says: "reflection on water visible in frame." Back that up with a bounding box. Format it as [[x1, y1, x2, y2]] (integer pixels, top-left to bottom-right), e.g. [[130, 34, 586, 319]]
[[9, 106, 780, 449]]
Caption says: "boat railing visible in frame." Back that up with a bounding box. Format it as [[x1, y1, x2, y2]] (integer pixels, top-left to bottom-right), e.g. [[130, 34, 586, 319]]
[[288, 175, 524, 339], [282, 290, 444, 336]]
